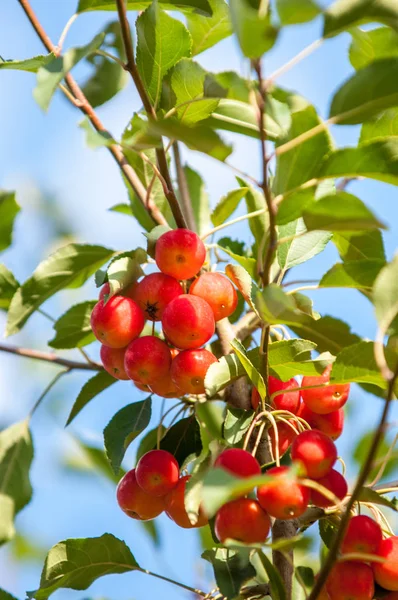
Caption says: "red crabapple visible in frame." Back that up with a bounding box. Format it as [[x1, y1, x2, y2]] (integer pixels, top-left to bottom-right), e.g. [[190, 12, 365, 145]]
[[155, 229, 206, 280], [133, 273, 183, 321], [291, 429, 337, 479], [341, 515, 383, 555], [116, 469, 165, 520], [269, 376, 300, 413], [373, 536, 398, 591], [214, 448, 261, 478], [136, 450, 179, 497], [133, 380, 151, 393], [301, 365, 350, 414], [170, 348, 217, 395], [326, 561, 374, 600], [99, 281, 137, 301], [251, 387, 261, 410], [90, 296, 145, 348], [189, 272, 238, 321], [149, 372, 182, 398], [100, 345, 129, 380], [165, 475, 208, 528], [257, 465, 310, 520], [269, 422, 298, 457], [215, 498, 271, 544], [162, 295, 215, 349], [124, 336, 171, 385], [311, 469, 348, 508], [298, 403, 344, 440]]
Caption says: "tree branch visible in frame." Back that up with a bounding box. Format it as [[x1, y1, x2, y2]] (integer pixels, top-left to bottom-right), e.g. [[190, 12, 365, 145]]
[[17, 0, 167, 228], [0, 343, 102, 371]]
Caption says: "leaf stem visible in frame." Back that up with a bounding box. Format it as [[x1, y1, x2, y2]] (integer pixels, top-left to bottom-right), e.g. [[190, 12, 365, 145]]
[[266, 38, 323, 83], [201, 208, 266, 240], [140, 568, 211, 597], [0, 342, 102, 371]]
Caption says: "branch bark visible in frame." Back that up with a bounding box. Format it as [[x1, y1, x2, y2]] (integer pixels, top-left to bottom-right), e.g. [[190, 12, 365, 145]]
[[0, 342, 102, 371]]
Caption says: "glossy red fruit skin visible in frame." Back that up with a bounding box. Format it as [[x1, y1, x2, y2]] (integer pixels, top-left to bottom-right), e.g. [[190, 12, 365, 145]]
[[124, 336, 172, 385], [116, 469, 165, 520], [90, 296, 145, 348], [311, 469, 348, 508], [301, 365, 350, 415], [133, 380, 151, 393], [170, 349, 217, 395], [257, 466, 310, 520], [373, 536, 398, 591], [133, 273, 183, 321], [251, 387, 261, 410], [189, 272, 238, 321], [99, 281, 137, 301], [136, 450, 179, 497], [162, 295, 215, 349], [298, 403, 344, 440], [291, 429, 337, 479], [165, 475, 208, 528], [269, 376, 300, 414], [100, 345, 129, 380], [215, 448, 261, 478], [149, 372, 182, 398], [269, 422, 298, 457], [314, 575, 331, 600], [155, 229, 206, 280], [215, 498, 271, 544], [326, 561, 374, 600], [341, 515, 383, 555]]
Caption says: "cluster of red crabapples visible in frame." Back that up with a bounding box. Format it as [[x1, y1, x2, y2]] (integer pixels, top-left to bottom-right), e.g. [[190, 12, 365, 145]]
[[90, 229, 238, 397]]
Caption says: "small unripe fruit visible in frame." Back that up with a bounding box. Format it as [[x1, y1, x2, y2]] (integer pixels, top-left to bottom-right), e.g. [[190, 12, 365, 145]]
[[124, 336, 172, 385], [215, 498, 271, 544], [373, 536, 398, 591], [165, 475, 208, 528], [155, 229, 206, 280], [133, 273, 183, 321], [257, 466, 310, 520], [116, 469, 165, 520], [269, 376, 300, 413], [189, 272, 238, 321], [326, 561, 374, 600], [136, 450, 179, 497], [269, 422, 298, 457], [341, 515, 383, 555], [291, 430, 337, 479], [162, 295, 215, 349], [301, 365, 350, 415], [91, 296, 145, 348], [298, 403, 344, 440], [100, 345, 129, 380], [170, 349, 217, 395], [311, 469, 348, 508], [215, 448, 261, 478]]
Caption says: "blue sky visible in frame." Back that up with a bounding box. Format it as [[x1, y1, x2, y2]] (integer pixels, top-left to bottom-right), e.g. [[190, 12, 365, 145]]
[[1, 1, 397, 598]]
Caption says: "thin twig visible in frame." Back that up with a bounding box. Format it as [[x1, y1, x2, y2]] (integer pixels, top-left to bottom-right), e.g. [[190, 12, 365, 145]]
[[266, 38, 323, 83], [0, 342, 102, 371], [172, 142, 197, 231]]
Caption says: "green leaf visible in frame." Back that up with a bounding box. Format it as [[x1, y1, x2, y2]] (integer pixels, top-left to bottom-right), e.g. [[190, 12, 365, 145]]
[[257, 551, 287, 600], [6, 243, 115, 337], [217, 239, 257, 279], [49, 301, 97, 349], [109, 202, 133, 216], [66, 371, 116, 426], [276, 188, 314, 226], [27, 534, 140, 600], [82, 22, 128, 108], [106, 249, 146, 297], [0, 588, 18, 600], [79, 118, 115, 149], [211, 188, 247, 226], [183, 166, 211, 236], [331, 341, 397, 389], [373, 255, 398, 336], [204, 71, 251, 102], [274, 106, 333, 195], [225, 263, 259, 315], [0, 53, 54, 73], [170, 59, 218, 124], [0, 421, 33, 545], [236, 178, 268, 251], [202, 548, 256, 599], [320, 260, 385, 290], [229, 0, 278, 59], [104, 398, 152, 473], [144, 224, 172, 258], [0, 265, 19, 310], [187, 0, 231, 55], [148, 118, 232, 160], [136, 426, 166, 462], [136, 3, 192, 109], [354, 430, 398, 482], [303, 192, 385, 231], [318, 138, 398, 186], [289, 315, 361, 355], [276, 0, 320, 25], [33, 33, 105, 111], [277, 219, 331, 271], [64, 439, 123, 484], [319, 518, 338, 549], [0, 191, 20, 252], [329, 58, 398, 125], [360, 108, 398, 143], [324, 0, 398, 38], [77, 0, 213, 15], [224, 406, 254, 445], [230, 338, 266, 400], [333, 230, 386, 262], [349, 26, 398, 70], [357, 487, 398, 512], [158, 416, 202, 467]]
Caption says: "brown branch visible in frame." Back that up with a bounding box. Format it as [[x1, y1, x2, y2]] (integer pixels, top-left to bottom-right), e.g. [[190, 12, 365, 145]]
[[17, 0, 167, 228], [114, 0, 187, 229], [172, 142, 197, 231], [0, 342, 102, 371], [233, 312, 261, 342], [308, 364, 398, 600]]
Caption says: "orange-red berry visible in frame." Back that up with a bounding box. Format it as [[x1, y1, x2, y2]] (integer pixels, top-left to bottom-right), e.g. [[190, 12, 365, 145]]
[[100, 345, 129, 380], [133, 273, 183, 321], [373, 536, 398, 591], [257, 465, 310, 520], [215, 498, 271, 544], [116, 469, 165, 520], [124, 336, 172, 385], [91, 296, 145, 348], [189, 272, 238, 321], [155, 229, 206, 280], [301, 365, 350, 415], [136, 450, 179, 497], [291, 429, 337, 479], [162, 295, 215, 349], [170, 348, 217, 395], [214, 448, 261, 478], [165, 475, 208, 529], [311, 469, 348, 508]]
